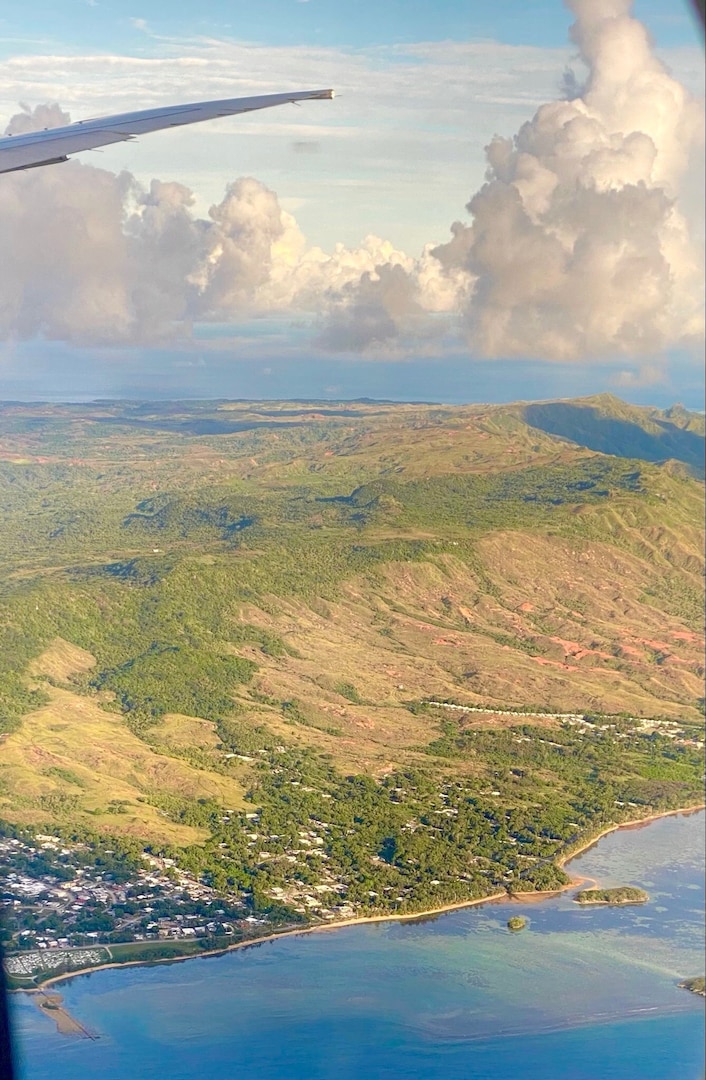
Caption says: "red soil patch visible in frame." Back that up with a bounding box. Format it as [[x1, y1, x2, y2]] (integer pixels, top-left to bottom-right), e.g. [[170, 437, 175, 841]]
[[637, 638, 697, 665], [548, 637, 612, 662], [531, 657, 580, 672]]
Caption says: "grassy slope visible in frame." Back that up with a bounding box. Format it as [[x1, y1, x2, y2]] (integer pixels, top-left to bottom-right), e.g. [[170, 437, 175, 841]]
[[1, 639, 246, 842], [0, 397, 703, 846]]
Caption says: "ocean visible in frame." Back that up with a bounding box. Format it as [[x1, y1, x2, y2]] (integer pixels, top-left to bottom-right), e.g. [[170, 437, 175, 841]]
[[11, 810, 705, 1080]]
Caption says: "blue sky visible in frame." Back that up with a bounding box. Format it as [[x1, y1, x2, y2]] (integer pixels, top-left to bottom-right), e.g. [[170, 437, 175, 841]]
[[0, 1, 703, 404], [0, 0, 702, 52]]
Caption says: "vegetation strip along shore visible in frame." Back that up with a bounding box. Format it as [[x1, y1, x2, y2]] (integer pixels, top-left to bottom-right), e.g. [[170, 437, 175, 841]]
[[15, 805, 704, 1000]]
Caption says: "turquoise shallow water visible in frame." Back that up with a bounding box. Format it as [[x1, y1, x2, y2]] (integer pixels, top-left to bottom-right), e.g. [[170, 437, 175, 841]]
[[12, 810, 706, 1080]]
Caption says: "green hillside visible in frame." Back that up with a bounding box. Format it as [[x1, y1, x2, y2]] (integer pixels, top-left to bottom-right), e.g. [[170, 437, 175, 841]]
[[0, 396, 703, 934], [522, 395, 705, 475]]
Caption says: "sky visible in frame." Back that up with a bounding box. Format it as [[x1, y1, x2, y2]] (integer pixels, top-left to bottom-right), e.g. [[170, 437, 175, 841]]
[[0, 0, 704, 405]]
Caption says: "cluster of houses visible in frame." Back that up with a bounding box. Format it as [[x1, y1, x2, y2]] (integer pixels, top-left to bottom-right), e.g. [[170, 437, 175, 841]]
[[240, 819, 357, 918], [562, 714, 703, 746], [5, 946, 106, 979], [1, 833, 250, 964], [1, 812, 370, 981], [430, 700, 702, 746]]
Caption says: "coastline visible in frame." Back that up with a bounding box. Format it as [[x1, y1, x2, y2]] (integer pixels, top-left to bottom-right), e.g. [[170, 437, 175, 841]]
[[14, 802, 705, 997], [16, 891, 511, 995], [555, 804, 706, 870]]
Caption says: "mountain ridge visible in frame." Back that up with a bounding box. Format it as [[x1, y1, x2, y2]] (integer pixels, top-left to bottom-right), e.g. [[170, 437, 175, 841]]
[[520, 394, 704, 475]]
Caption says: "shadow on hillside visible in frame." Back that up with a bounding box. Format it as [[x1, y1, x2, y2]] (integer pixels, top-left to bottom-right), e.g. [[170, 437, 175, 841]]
[[524, 403, 705, 474]]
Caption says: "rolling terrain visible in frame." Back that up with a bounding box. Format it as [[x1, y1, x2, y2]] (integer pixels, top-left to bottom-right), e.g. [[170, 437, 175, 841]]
[[0, 395, 703, 950]]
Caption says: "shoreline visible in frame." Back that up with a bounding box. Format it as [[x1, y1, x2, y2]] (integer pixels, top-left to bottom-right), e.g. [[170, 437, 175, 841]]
[[15, 892, 512, 996], [13, 802, 705, 998], [555, 804, 706, 870]]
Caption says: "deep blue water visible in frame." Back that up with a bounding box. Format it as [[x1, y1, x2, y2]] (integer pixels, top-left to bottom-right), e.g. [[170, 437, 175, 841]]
[[12, 810, 706, 1080]]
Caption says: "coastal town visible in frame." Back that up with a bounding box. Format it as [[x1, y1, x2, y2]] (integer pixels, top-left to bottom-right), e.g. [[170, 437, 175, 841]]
[[3, 703, 704, 987], [2, 829, 265, 984], [1, 821, 358, 986]]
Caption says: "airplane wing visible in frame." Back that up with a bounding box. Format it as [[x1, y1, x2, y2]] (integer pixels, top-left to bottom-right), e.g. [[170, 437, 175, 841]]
[[0, 88, 335, 175]]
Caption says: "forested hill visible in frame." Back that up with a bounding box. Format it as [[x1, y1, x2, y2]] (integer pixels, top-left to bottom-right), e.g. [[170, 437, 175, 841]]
[[522, 395, 705, 475], [0, 396, 703, 940]]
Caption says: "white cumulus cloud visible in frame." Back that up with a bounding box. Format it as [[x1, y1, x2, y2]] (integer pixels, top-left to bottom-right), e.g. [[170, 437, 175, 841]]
[[323, 0, 704, 358], [0, 0, 703, 363]]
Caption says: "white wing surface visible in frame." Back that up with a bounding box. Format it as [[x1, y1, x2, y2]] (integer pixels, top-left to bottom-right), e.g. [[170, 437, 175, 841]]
[[0, 89, 335, 175]]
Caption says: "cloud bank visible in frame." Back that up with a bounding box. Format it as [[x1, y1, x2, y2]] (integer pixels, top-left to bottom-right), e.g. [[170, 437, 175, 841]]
[[0, 109, 463, 346], [428, 0, 705, 360], [0, 0, 703, 362]]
